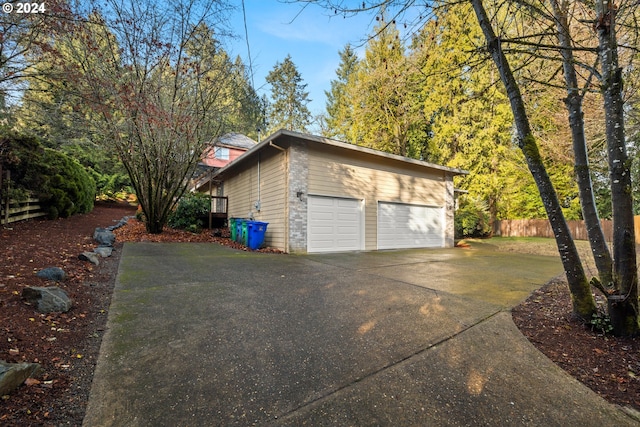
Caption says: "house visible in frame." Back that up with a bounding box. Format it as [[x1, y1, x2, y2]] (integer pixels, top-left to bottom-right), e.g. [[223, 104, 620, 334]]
[[203, 129, 468, 253], [191, 133, 257, 192], [201, 132, 257, 168]]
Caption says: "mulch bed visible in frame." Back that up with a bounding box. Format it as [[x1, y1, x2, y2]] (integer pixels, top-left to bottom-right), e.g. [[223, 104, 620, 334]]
[[512, 278, 640, 411]]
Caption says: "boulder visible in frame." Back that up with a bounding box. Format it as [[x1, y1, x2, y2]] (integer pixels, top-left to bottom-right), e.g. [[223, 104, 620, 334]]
[[0, 361, 43, 396], [21, 286, 72, 313], [35, 267, 66, 282], [79, 252, 100, 265], [94, 246, 113, 258], [93, 228, 116, 246], [106, 216, 132, 231]]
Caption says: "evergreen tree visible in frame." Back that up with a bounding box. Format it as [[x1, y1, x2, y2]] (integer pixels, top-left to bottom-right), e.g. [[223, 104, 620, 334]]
[[347, 18, 426, 157], [325, 44, 359, 140], [411, 4, 523, 224], [265, 54, 312, 133]]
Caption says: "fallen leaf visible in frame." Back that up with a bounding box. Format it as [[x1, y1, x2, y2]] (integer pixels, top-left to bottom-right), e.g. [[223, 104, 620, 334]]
[[25, 378, 40, 386]]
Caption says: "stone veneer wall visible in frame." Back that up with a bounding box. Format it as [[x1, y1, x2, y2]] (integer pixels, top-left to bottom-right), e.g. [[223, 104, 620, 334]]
[[445, 175, 455, 247], [287, 142, 309, 253]]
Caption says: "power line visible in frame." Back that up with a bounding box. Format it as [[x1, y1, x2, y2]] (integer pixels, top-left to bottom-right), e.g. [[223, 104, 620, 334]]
[[241, 0, 255, 90]]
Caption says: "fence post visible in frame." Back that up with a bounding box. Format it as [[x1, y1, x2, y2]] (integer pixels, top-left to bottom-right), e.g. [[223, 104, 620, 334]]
[[3, 170, 9, 225]]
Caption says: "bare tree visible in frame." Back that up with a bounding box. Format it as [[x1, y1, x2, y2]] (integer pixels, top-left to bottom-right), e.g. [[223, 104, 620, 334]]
[[303, 0, 639, 334], [0, 0, 73, 102], [61, 0, 236, 233], [469, 0, 597, 320], [593, 0, 638, 335]]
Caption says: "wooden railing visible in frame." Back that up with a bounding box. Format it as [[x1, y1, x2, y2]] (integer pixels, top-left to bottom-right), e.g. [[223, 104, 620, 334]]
[[210, 196, 228, 215], [1, 198, 47, 225], [207, 196, 228, 229]]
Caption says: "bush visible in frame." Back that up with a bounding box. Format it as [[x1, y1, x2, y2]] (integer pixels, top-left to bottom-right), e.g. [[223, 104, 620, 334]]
[[1, 131, 96, 218], [455, 197, 491, 239], [168, 192, 210, 232]]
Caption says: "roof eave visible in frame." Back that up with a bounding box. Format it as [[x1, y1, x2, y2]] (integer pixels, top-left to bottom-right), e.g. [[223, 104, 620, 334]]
[[211, 129, 469, 180]]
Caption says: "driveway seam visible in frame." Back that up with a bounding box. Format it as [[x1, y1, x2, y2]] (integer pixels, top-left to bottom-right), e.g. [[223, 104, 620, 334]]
[[274, 309, 505, 423]]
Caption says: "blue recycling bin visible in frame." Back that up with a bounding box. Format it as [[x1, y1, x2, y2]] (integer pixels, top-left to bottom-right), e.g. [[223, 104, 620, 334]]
[[246, 221, 268, 250]]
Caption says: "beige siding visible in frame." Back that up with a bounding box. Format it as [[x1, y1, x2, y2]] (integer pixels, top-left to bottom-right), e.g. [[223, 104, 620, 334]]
[[224, 147, 286, 250], [307, 144, 447, 250]]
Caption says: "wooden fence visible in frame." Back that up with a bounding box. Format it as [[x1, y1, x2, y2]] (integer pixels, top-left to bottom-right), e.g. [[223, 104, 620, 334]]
[[1, 198, 47, 225], [493, 217, 640, 244]]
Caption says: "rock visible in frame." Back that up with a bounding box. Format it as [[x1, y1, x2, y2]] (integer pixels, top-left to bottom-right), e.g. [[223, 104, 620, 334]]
[[93, 227, 115, 246], [106, 216, 132, 231], [79, 252, 100, 265], [0, 361, 43, 396], [94, 246, 113, 258], [21, 286, 72, 313], [36, 267, 66, 282]]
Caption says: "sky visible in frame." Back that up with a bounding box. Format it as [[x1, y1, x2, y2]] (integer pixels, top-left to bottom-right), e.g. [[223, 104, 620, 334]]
[[225, 1, 379, 125]]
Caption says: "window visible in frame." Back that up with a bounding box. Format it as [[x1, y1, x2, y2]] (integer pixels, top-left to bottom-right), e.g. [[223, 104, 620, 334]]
[[214, 147, 230, 160]]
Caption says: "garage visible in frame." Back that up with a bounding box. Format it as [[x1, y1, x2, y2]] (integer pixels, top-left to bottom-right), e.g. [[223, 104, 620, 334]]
[[307, 196, 363, 253], [377, 202, 444, 249], [213, 130, 467, 253]]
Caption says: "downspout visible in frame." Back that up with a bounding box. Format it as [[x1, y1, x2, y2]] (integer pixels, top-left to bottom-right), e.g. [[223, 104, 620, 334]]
[[256, 152, 261, 214], [268, 141, 289, 252]]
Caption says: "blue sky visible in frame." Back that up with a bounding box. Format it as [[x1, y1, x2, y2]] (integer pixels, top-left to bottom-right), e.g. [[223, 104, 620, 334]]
[[226, 1, 378, 122]]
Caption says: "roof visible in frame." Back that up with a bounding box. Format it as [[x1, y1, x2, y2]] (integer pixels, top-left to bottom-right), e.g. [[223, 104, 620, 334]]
[[211, 133, 257, 150], [213, 129, 468, 179]]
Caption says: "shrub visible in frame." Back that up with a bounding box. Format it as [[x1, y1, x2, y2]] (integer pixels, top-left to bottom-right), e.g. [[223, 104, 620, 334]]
[[1, 131, 96, 218], [455, 197, 491, 239], [168, 192, 210, 232], [64, 142, 131, 198], [36, 149, 96, 218]]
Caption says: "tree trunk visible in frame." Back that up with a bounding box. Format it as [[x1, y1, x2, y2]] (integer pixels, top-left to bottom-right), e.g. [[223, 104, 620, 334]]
[[470, 0, 596, 319], [551, 0, 614, 289], [595, 0, 639, 336]]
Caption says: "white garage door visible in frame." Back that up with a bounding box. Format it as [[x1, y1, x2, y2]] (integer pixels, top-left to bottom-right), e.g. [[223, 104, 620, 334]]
[[378, 202, 444, 249], [308, 196, 362, 253]]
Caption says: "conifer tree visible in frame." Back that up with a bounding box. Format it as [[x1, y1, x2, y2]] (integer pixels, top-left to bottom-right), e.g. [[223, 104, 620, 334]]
[[325, 44, 359, 140], [265, 54, 311, 133]]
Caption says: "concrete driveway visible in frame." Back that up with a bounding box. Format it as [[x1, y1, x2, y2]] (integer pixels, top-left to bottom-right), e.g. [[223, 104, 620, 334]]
[[83, 243, 636, 426]]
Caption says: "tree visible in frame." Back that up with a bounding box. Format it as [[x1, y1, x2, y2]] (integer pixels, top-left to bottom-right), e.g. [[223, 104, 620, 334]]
[[467, 0, 597, 321], [593, 0, 638, 334], [548, 0, 614, 295], [466, 0, 637, 333], [225, 56, 264, 139], [411, 3, 520, 224], [265, 54, 312, 133], [57, 0, 237, 234], [14, 22, 131, 198], [0, 0, 72, 103], [308, 0, 639, 335], [325, 44, 359, 140], [346, 18, 427, 157]]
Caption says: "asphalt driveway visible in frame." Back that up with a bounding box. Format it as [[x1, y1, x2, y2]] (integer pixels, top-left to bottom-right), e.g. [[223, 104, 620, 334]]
[[83, 243, 636, 426]]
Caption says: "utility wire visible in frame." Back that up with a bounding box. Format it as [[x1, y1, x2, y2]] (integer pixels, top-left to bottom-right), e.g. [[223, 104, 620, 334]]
[[241, 0, 255, 90]]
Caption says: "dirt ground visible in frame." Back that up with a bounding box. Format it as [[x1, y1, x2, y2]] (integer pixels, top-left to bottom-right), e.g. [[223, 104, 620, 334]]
[[1, 205, 638, 425]]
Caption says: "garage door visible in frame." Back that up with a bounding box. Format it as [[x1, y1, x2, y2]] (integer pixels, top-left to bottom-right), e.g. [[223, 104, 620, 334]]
[[308, 196, 362, 253], [378, 202, 444, 249]]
